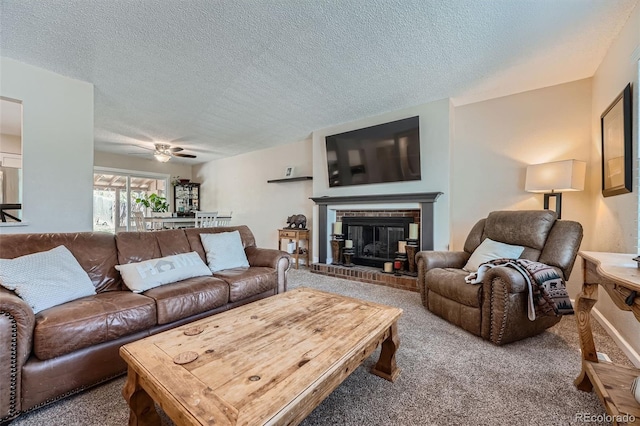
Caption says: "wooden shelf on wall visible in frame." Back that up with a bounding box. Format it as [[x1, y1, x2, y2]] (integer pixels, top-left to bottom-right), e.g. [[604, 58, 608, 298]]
[[267, 176, 313, 183]]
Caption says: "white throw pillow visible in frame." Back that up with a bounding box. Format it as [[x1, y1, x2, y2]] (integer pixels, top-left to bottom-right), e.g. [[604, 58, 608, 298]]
[[463, 238, 525, 272], [200, 231, 249, 272], [0, 245, 96, 314], [632, 376, 640, 404], [115, 251, 212, 293]]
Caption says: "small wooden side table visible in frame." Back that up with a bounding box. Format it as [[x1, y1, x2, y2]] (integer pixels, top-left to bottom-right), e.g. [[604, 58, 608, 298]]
[[574, 251, 640, 424], [278, 228, 310, 269]]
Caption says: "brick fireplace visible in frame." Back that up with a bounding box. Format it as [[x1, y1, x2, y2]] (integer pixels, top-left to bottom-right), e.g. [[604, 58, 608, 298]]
[[339, 210, 418, 268], [310, 192, 442, 291]]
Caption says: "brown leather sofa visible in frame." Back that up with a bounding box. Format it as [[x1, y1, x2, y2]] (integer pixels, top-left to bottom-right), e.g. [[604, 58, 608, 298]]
[[0, 225, 290, 423], [416, 210, 583, 345]]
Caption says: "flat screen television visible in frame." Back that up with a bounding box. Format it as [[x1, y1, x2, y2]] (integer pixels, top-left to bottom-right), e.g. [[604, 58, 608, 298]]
[[325, 116, 421, 187]]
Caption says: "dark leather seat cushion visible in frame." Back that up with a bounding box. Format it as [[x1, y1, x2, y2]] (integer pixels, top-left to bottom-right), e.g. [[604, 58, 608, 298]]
[[143, 276, 229, 324], [214, 267, 277, 302], [33, 292, 156, 360], [425, 268, 482, 308]]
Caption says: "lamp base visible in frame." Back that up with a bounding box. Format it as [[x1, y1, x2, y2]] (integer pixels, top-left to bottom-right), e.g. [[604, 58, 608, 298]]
[[543, 193, 563, 219]]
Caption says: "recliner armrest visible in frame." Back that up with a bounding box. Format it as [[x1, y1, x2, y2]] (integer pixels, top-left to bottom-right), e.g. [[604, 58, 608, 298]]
[[479, 266, 527, 294], [416, 251, 470, 308], [416, 250, 469, 272]]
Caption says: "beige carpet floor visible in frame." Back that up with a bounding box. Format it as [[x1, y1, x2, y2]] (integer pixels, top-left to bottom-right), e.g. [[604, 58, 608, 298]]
[[11, 268, 634, 425]]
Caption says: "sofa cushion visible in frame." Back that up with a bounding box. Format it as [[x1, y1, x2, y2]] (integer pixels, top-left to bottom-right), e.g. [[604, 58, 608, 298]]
[[115, 229, 192, 264], [33, 291, 156, 360], [0, 245, 97, 314], [426, 268, 482, 308], [463, 238, 524, 272], [184, 226, 257, 263], [142, 276, 229, 324], [214, 267, 277, 302], [483, 210, 556, 251], [200, 231, 250, 272], [115, 252, 212, 293], [0, 232, 122, 292]]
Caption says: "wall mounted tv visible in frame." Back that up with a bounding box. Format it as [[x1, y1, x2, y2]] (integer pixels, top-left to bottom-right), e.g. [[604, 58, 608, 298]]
[[325, 116, 421, 187]]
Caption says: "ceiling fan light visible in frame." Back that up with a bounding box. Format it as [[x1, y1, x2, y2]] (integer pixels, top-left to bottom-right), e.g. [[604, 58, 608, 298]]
[[154, 151, 171, 162]]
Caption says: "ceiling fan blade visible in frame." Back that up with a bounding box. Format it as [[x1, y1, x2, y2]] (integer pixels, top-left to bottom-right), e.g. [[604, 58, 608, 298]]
[[169, 147, 184, 153], [173, 153, 197, 158], [126, 144, 154, 151]]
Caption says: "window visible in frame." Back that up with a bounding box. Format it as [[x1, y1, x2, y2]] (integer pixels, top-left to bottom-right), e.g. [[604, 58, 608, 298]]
[[93, 168, 168, 233]]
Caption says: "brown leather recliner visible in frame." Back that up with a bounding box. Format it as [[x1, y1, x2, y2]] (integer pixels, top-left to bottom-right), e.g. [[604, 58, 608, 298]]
[[416, 210, 583, 345]]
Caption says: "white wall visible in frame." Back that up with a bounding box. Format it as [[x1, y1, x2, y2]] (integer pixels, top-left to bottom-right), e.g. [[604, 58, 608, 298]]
[[311, 98, 452, 254], [0, 57, 94, 233], [194, 138, 313, 249], [452, 79, 593, 256], [587, 4, 640, 358]]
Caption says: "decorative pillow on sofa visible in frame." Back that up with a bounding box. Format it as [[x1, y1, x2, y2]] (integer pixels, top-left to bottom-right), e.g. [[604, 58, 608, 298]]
[[115, 251, 212, 293], [463, 238, 525, 272], [0, 245, 96, 314], [632, 376, 640, 404], [200, 230, 249, 272]]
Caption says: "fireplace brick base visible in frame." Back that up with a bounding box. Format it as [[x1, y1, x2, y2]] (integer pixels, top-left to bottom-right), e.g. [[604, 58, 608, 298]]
[[310, 263, 418, 292]]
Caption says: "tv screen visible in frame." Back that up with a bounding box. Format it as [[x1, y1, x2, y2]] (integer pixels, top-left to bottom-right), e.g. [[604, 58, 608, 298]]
[[325, 116, 421, 187]]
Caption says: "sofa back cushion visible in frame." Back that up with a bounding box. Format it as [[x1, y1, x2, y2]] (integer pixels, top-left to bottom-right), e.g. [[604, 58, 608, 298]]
[[0, 232, 122, 292], [464, 210, 557, 262], [116, 229, 191, 265], [184, 226, 257, 263]]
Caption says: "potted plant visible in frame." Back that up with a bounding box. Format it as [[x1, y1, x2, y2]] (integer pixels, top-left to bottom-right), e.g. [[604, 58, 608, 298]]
[[135, 193, 169, 216]]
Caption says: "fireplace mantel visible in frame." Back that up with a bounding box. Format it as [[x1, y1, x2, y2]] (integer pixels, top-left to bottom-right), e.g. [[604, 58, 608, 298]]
[[311, 192, 443, 264], [310, 192, 441, 205]]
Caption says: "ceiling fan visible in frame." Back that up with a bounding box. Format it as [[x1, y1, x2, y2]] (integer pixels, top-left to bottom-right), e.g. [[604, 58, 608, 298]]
[[130, 143, 197, 162]]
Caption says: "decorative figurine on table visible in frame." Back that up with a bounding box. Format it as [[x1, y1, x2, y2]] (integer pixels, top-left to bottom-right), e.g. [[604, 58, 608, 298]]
[[286, 214, 307, 229]]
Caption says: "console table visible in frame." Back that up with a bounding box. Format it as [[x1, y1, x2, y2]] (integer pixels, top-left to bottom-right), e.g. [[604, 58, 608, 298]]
[[278, 228, 310, 269], [574, 251, 640, 424]]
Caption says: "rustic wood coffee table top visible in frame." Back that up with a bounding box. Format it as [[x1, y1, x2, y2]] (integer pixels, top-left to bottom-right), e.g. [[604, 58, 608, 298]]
[[120, 287, 403, 426]]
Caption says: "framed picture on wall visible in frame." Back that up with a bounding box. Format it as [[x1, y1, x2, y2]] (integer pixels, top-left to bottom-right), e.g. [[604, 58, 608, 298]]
[[601, 83, 632, 197], [284, 166, 295, 178]]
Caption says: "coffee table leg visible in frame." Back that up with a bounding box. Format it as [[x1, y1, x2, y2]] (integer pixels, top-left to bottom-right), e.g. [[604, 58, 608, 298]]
[[122, 366, 161, 426], [371, 322, 400, 382]]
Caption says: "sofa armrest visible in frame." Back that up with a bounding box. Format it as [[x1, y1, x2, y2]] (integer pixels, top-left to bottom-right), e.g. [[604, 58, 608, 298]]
[[0, 288, 35, 420], [416, 251, 469, 307], [245, 247, 291, 294]]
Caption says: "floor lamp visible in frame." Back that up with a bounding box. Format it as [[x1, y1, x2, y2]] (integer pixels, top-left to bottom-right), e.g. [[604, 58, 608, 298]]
[[525, 159, 586, 219]]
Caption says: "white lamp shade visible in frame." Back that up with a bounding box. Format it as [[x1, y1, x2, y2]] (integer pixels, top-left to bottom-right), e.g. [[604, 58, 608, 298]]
[[525, 160, 586, 193]]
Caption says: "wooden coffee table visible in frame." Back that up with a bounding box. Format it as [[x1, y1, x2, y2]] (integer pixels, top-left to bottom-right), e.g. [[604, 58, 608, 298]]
[[120, 287, 402, 425]]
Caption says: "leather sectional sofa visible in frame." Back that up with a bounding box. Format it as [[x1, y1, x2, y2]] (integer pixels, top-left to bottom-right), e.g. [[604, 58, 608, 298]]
[[0, 225, 290, 423]]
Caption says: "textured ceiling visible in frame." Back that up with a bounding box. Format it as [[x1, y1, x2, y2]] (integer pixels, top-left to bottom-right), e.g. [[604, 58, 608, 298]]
[[1, 0, 637, 164]]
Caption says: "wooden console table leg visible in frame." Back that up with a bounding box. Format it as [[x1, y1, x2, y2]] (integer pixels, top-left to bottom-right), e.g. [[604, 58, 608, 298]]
[[371, 322, 400, 382], [574, 283, 599, 392], [122, 366, 161, 426]]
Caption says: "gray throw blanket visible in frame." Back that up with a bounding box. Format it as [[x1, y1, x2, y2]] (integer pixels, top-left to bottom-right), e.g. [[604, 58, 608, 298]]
[[465, 258, 573, 321]]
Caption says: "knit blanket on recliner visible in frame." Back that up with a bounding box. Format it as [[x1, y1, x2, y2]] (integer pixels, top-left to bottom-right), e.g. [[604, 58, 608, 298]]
[[465, 258, 574, 321]]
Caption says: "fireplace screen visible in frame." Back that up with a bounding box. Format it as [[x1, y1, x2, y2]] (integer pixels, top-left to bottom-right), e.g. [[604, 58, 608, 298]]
[[343, 217, 414, 267]]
